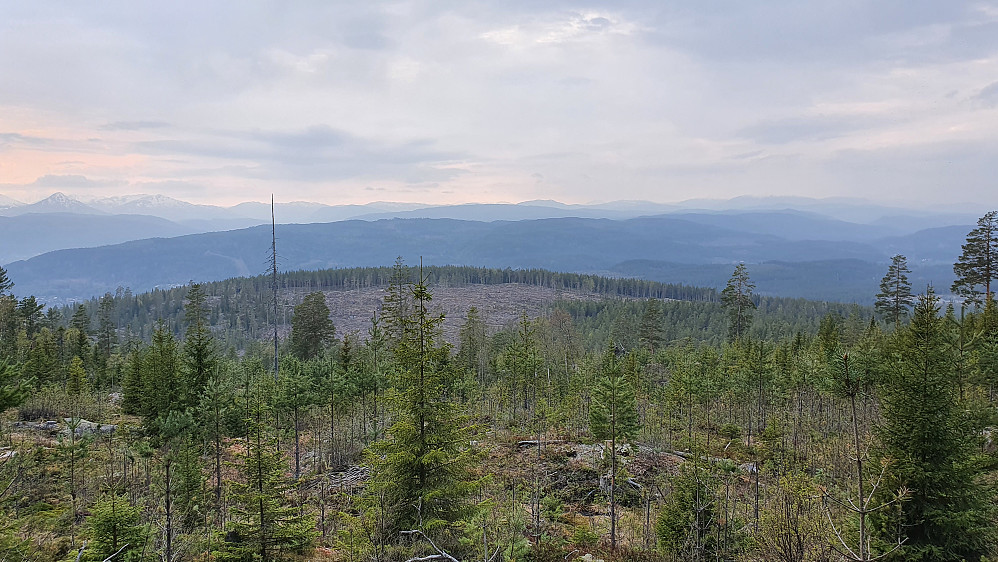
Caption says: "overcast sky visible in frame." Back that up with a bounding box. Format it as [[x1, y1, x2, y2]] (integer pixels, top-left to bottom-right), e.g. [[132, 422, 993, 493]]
[[2, 1, 997, 208]]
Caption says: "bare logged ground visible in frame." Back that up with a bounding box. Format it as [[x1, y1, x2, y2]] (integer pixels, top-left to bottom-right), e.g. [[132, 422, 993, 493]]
[[315, 283, 621, 343]]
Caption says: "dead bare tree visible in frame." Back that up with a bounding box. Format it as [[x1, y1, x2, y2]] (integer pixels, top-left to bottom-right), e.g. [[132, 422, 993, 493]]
[[824, 353, 907, 561]]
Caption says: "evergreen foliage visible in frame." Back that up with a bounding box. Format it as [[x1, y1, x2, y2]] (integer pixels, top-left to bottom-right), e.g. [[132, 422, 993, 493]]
[[875, 254, 914, 326], [589, 345, 640, 550], [66, 356, 87, 396], [85, 494, 148, 562], [366, 265, 479, 550], [288, 292, 335, 360], [0, 359, 30, 412], [220, 383, 316, 561], [657, 457, 719, 558], [874, 290, 995, 560], [0, 266, 12, 297], [182, 282, 216, 408], [7, 251, 998, 561], [721, 264, 756, 342], [952, 210, 998, 305], [141, 325, 182, 431]]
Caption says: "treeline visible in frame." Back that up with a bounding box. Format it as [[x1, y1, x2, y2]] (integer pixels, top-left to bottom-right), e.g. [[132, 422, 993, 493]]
[[43, 265, 856, 353]]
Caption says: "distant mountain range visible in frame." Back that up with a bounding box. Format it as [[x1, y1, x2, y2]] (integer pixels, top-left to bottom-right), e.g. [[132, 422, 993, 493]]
[[0, 191, 984, 304], [2, 213, 967, 304]]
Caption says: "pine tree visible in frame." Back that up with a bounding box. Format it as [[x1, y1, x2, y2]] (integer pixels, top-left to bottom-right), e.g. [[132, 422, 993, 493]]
[[721, 264, 756, 342], [874, 290, 995, 560], [589, 345, 640, 551], [288, 292, 335, 361], [875, 254, 915, 326], [0, 266, 12, 297], [952, 210, 998, 306]]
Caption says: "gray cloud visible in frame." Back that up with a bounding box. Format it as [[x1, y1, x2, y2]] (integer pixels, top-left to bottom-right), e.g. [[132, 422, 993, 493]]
[[30, 175, 107, 188], [976, 81, 998, 107], [737, 115, 885, 145], [100, 121, 171, 131], [133, 125, 466, 183]]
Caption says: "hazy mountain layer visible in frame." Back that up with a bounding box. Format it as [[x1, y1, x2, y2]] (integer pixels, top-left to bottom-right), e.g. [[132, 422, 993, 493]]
[[4, 215, 966, 304]]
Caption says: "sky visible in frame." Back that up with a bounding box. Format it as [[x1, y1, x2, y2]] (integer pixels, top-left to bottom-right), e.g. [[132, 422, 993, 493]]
[[1, 1, 998, 208]]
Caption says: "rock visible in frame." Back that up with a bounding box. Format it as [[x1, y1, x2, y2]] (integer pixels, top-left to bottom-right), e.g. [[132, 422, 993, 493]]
[[983, 427, 997, 454], [108, 392, 123, 403], [738, 462, 758, 474], [62, 418, 116, 437], [12, 420, 59, 433]]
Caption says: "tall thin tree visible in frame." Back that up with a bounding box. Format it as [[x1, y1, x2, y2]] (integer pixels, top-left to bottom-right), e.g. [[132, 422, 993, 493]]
[[875, 254, 915, 326], [271, 195, 279, 380], [952, 210, 998, 305], [721, 263, 756, 342]]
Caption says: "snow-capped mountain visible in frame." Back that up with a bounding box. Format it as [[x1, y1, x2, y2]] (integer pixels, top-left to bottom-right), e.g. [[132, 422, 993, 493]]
[[0, 194, 23, 209], [2, 192, 104, 216], [88, 193, 238, 222]]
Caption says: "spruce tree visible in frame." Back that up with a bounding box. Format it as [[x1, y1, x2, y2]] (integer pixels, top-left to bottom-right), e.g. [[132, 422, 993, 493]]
[[21, 328, 58, 387], [94, 293, 117, 383], [220, 388, 316, 561], [875, 254, 914, 326], [66, 356, 88, 396], [638, 298, 664, 352], [367, 266, 478, 551], [183, 282, 216, 408], [120, 350, 145, 416], [85, 494, 147, 562], [589, 346, 640, 551], [874, 290, 995, 560], [952, 210, 998, 305], [0, 359, 29, 412], [141, 325, 182, 430]]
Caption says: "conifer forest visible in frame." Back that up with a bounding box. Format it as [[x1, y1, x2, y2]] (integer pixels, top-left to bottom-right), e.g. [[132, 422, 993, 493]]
[[4, 212, 998, 562]]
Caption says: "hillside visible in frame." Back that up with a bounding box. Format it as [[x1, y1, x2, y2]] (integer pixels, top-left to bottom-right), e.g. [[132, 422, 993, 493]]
[[59, 265, 863, 353], [4, 214, 969, 304]]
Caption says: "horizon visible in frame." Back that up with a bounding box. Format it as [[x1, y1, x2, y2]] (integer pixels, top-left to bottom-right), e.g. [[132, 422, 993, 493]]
[[0, 189, 985, 215]]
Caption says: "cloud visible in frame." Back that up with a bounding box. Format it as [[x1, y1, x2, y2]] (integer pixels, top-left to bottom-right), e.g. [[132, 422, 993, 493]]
[[737, 115, 884, 145], [0, 132, 52, 148], [132, 124, 467, 183], [2, 2, 998, 207], [30, 174, 107, 188], [975, 81, 998, 107], [100, 121, 171, 131]]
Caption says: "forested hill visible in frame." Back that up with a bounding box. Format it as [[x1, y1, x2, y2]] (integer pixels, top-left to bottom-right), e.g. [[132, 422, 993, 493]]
[[4, 214, 963, 303], [62, 265, 866, 350]]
